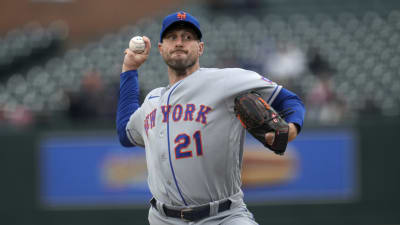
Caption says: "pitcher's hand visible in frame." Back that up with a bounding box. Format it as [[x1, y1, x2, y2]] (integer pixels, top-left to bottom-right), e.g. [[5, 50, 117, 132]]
[[122, 36, 151, 72]]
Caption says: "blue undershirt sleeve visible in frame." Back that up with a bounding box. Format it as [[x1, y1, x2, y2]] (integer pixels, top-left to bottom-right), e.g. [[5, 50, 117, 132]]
[[116, 70, 140, 147], [271, 88, 306, 133]]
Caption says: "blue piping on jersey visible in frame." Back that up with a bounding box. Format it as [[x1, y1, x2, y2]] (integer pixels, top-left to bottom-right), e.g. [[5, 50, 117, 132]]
[[267, 85, 279, 103], [166, 81, 188, 206]]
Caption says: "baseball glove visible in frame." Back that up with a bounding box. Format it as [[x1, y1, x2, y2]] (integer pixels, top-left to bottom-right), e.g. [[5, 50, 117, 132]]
[[234, 92, 292, 155]]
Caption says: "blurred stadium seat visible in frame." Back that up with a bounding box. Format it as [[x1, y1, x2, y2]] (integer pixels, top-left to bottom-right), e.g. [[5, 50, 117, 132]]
[[1, 6, 400, 126]]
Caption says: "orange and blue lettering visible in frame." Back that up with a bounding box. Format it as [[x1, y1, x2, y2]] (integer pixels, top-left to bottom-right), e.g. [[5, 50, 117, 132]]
[[150, 109, 156, 128], [196, 105, 212, 124], [144, 114, 150, 136], [173, 104, 183, 121], [177, 12, 186, 20], [144, 108, 157, 136], [175, 133, 192, 159], [161, 105, 171, 122], [193, 130, 203, 156], [184, 104, 195, 121]]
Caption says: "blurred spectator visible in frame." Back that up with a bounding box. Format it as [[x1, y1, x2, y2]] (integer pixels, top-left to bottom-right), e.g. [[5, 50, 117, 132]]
[[0, 104, 34, 128], [305, 47, 346, 124], [263, 41, 306, 89], [306, 77, 347, 124], [307, 47, 336, 79], [66, 70, 116, 121]]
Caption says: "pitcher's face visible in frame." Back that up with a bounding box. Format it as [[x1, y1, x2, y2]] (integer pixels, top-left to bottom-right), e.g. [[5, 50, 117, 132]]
[[159, 27, 204, 71]]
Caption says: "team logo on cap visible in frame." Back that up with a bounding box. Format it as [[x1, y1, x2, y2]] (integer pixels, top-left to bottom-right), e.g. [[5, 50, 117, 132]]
[[177, 12, 187, 20]]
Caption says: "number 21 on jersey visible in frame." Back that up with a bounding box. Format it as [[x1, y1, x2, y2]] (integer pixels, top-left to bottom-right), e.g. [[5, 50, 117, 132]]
[[174, 130, 203, 159]]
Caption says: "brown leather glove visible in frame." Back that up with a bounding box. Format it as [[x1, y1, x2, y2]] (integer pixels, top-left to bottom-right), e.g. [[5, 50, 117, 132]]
[[234, 92, 291, 155]]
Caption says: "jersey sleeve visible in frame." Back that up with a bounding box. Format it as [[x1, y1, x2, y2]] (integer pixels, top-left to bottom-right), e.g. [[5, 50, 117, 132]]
[[126, 107, 145, 147], [271, 88, 306, 133], [222, 68, 282, 105], [116, 70, 143, 147]]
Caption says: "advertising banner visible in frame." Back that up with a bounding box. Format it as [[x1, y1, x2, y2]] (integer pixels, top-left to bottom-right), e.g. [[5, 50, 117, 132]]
[[39, 130, 357, 208]]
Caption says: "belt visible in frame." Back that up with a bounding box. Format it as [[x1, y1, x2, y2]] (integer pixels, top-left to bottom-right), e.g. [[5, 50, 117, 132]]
[[150, 198, 232, 222]]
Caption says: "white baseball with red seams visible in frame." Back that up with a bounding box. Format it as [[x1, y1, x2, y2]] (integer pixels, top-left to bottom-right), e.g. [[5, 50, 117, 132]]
[[129, 36, 145, 53]]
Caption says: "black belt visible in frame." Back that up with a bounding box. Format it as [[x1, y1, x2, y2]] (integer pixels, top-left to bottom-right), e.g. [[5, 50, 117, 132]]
[[150, 198, 232, 222]]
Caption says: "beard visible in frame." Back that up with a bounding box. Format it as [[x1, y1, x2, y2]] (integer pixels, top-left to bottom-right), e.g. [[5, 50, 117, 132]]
[[163, 51, 197, 74]]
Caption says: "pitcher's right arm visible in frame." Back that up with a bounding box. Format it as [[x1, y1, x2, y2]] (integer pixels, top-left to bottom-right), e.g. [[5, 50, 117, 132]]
[[116, 36, 151, 147]]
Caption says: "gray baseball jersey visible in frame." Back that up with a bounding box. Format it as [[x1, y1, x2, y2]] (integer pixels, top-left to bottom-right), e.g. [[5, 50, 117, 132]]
[[126, 67, 281, 207]]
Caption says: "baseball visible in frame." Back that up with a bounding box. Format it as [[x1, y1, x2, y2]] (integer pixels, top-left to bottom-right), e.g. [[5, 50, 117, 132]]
[[129, 36, 145, 53]]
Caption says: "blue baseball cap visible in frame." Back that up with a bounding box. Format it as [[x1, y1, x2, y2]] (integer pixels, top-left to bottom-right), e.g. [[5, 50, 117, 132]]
[[160, 11, 202, 42]]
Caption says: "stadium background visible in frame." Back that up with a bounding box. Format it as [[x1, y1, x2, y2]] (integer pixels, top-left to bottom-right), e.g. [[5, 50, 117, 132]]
[[1, 0, 400, 224]]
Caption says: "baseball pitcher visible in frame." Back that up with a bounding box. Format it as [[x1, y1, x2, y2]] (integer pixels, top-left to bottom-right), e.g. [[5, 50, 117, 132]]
[[116, 11, 305, 224]]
